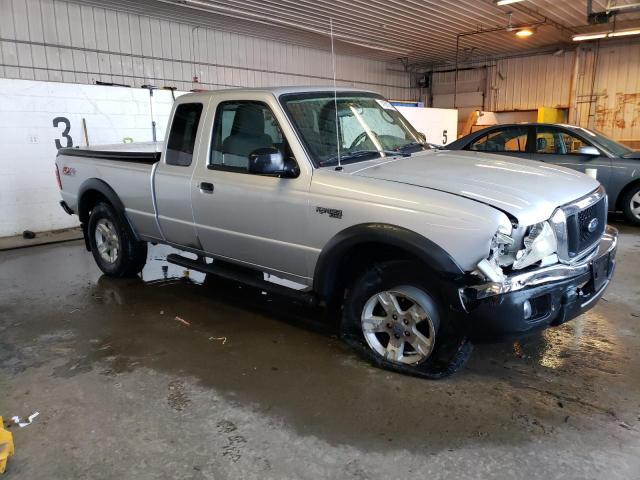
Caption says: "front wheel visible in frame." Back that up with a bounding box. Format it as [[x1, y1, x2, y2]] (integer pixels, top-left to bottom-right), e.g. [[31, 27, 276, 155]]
[[621, 184, 640, 226], [340, 260, 473, 379], [88, 202, 147, 277]]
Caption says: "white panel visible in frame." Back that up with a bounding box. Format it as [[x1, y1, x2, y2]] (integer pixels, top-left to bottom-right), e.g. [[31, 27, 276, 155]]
[[396, 106, 458, 146], [0, 78, 187, 236]]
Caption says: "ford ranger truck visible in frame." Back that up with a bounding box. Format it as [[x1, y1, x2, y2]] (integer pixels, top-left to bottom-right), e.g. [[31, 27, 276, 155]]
[[55, 87, 618, 378]]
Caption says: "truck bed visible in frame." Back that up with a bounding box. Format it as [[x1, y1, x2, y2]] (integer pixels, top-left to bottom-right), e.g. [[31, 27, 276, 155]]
[[58, 141, 162, 164], [56, 142, 162, 241]]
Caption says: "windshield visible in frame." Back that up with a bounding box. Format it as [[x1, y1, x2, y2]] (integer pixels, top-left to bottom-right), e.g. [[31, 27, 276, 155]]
[[570, 126, 634, 157], [280, 92, 428, 166]]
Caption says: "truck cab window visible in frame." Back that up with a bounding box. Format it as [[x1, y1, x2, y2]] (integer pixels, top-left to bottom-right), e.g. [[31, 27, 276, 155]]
[[210, 101, 287, 172], [166, 103, 203, 166]]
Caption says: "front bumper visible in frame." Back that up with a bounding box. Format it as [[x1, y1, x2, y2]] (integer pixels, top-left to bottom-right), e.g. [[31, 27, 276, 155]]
[[459, 225, 618, 342]]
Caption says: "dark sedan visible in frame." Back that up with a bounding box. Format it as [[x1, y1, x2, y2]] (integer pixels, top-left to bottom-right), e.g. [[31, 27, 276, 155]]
[[447, 123, 640, 225]]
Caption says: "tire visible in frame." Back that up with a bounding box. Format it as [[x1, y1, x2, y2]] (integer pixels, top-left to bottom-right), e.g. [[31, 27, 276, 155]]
[[87, 202, 147, 277], [621, 184, 640, 226], [340, 260, 473, 379]]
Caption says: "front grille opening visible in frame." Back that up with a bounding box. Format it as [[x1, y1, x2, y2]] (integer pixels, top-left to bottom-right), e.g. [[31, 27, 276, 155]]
[[566, 197, 606, 258]]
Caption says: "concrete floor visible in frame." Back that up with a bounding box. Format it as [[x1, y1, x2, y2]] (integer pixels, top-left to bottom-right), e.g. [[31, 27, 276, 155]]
[[1, 223, 639, 479]]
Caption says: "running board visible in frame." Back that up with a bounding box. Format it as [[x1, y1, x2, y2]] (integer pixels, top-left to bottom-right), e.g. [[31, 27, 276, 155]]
[[166, 253, 318, 306]]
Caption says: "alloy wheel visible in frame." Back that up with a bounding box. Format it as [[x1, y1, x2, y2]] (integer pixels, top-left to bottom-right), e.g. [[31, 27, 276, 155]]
[[630, 191, 640, 221], [95, 218, 120, 264], [361, 286, 438, 365]]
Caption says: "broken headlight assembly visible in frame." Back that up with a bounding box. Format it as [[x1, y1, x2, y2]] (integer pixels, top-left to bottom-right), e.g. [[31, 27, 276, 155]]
[[512, 221, 558, 270], [477, 220, 560, 282]]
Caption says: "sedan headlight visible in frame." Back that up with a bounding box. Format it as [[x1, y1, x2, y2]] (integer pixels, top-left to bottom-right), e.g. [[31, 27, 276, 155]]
[[512, 221, 558, 270]]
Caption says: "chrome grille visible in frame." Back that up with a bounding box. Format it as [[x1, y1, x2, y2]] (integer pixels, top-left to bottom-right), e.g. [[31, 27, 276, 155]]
[[566, 197, 607, 258], [550, 186, 607, 264]]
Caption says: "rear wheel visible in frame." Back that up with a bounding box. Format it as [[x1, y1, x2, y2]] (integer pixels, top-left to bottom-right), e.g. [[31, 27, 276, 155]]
[[88, 202, 147, 277], [340, 260, 473, 379], [621, 184, 640, 226]]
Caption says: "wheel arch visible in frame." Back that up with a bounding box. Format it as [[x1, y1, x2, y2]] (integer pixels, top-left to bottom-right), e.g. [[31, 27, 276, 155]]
[[615, 178, 640, 212], [312, 223, 465, 307], [77, 178, 133, 250], [77, 178, 126, 223]]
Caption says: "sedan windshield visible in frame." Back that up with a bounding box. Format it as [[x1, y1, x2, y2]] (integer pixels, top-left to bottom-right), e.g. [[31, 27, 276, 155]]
[[280, 92, 427, 167], [570, 126, 634, 157]]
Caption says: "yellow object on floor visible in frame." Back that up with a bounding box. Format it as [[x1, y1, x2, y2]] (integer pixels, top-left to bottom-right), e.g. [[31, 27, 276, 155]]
[[0, 417, 14, 474]]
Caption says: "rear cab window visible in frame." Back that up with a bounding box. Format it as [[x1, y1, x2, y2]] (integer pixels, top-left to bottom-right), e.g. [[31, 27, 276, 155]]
[[166, 103, 204, 166]]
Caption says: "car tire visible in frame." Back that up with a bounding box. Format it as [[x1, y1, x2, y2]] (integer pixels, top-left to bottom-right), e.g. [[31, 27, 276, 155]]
[[621, 184, 640, 226], [340, 260, 473, 379], [88, 202, 147, 277]]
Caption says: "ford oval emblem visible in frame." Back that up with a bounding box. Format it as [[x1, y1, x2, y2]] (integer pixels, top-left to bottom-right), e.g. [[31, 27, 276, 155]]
[[587, 218, 599, 233]]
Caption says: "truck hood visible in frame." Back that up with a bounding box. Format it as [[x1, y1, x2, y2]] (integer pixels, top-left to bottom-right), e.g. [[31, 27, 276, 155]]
[[343, 150, 600, 225]]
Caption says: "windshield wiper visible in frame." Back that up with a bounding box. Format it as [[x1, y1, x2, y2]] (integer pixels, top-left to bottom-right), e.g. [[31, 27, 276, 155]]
[[396, 141, 427, 153], [321, 150, 405, 166]]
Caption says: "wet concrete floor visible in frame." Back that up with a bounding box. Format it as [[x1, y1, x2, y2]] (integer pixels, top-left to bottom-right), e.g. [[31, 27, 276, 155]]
[[1, 223, 639, 479]]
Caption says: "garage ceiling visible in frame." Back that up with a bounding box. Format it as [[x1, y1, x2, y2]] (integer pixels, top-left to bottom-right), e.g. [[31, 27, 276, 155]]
[[74, 0, 640, 66]]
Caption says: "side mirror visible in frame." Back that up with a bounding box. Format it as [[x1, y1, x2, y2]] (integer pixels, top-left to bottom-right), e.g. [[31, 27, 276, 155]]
[[248, 147, 285, 175], [578, 145, 600, 156], [248, 147, 299, 178]]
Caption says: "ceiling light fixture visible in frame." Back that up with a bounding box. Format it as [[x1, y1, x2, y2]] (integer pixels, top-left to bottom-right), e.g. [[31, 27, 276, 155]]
[[573, 28, 640, 41], [515, 28, 534, 37], [608, 28, 640, 37], [572, 32, 608, 41], [496, 0, 525, 5]]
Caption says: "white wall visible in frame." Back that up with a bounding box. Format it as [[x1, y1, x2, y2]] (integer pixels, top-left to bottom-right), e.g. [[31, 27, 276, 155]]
[[396, 107, 458, 146], [0, 78, 179, 237]]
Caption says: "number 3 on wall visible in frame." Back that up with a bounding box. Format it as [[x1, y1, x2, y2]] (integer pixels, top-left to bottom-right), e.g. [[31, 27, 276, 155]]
[[53, 117, 73, 149]]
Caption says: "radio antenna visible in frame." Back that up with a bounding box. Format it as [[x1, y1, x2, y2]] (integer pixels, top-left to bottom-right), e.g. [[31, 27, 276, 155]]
[[330, 18, 342, 170]]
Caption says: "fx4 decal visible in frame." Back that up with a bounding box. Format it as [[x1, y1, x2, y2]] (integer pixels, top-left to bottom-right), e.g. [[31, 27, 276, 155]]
[[315, 206, 343, 219]]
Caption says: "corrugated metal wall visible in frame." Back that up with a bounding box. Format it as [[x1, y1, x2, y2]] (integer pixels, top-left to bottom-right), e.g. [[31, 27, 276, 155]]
[[488, 52, 576, 112], [429, 41, 640, 144], [430, 68, 487, 135], [574, 43, 640, 147], [0, 0, 411, 99]]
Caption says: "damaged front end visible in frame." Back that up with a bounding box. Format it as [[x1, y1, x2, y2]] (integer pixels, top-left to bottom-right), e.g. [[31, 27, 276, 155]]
[[457, 224, 617, 341], [456, 187, 617, 340]]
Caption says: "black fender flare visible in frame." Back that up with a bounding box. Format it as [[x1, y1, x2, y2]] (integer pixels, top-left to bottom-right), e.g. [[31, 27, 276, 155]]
[[312, 223, 465, 301], [78, 178, 127, 222], [77, 178, 134, 250]]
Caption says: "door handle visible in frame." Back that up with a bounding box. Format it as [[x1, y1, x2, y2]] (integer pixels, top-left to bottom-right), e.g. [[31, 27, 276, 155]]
[[199, 182, 214, 193]]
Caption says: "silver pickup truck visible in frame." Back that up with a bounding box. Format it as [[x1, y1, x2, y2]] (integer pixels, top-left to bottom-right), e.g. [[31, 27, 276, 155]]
[[56, 87, 618, 378]]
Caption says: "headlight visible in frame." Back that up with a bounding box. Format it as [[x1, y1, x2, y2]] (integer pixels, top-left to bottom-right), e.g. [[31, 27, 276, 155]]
[[512, 221, 558, 270]]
